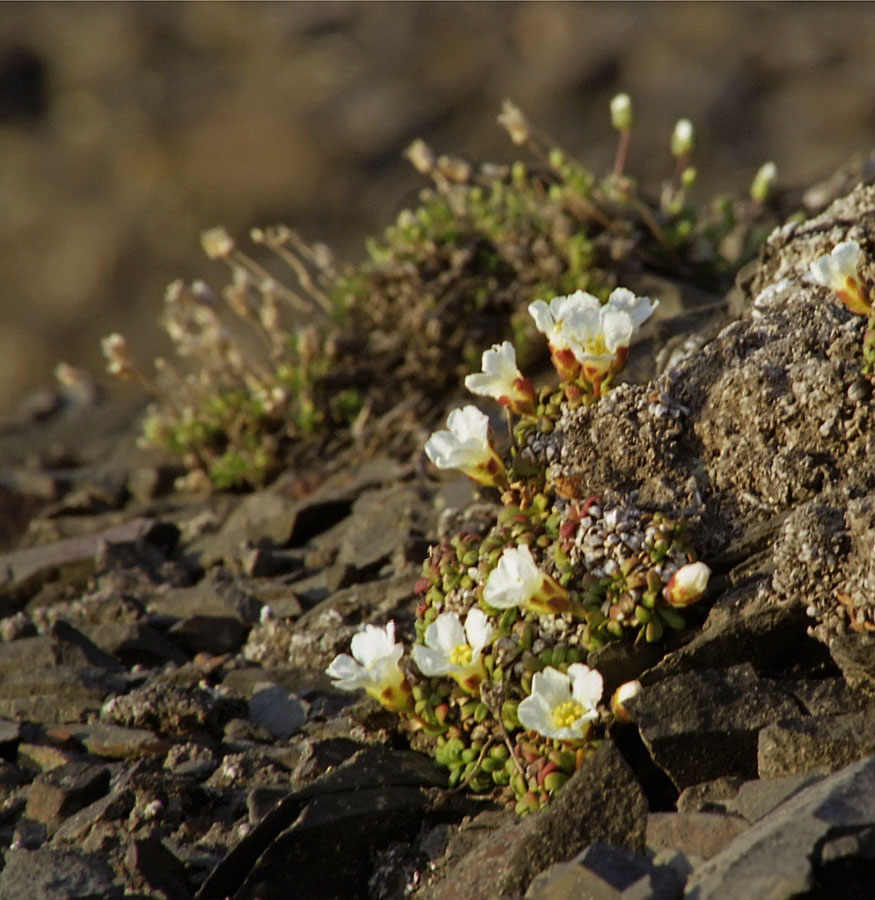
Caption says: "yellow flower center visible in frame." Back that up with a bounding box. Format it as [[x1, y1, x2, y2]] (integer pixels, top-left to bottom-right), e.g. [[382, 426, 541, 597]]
[[582, 333, 609, 356], [551, 700, 583, 729], [449, 644, 473, 667]]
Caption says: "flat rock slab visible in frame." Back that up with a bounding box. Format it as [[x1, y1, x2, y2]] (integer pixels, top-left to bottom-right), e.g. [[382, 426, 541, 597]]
[[628, 663, 800, 789], [0, 847, 122, 900], [685, 755, 875, 899], [757, 706, 875, 778], [527, 842, 684, 900]]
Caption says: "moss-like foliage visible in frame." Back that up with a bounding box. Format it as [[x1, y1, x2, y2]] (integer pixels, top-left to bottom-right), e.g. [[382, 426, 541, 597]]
[[102, 99, 777, 488]]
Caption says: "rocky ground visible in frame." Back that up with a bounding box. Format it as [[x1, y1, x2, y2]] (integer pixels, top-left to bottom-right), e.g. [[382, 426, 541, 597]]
[[1, 173, 875, 900]]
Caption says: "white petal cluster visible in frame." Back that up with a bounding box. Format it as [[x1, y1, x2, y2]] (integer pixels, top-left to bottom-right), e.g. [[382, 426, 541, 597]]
[[482, 545, 544, 609], [412, 609, 494, 682], [425, 406, 492, 470], [528, 288, 657, 378], [325, 621, 405, 693], [464, 342, 535, 413], [518, 664, 603, 741], [809, 240, 862, 292]]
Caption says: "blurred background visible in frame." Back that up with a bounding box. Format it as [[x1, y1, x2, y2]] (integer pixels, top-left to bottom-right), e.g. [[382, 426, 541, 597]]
[[1, 1, 874, 420]]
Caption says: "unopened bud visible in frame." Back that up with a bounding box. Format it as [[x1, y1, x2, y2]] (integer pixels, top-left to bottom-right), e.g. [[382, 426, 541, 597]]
[[671, 119, 695, 158], [610, 93, 633, 131], [405, 139, 435, 175], [498, 99, 530, 145], [610, 680, 642, 723], [750, 161, 777, 204], [663, 561, 711, 607], [201, 226, 235, 260]]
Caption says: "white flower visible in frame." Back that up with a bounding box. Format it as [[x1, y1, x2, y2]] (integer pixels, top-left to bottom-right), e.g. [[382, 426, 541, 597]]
[[663, 561, 711, 607], [464, 342, 536, 415], [604, 287, 658, 331], [809, 240, 871, 316], [529, 289, 657, 386], [483, 545, 570, 615], [529, 293, 593, 352], [518, 664, 603, 741], [325, 621, 412, 712], [424, 406, 507, 488], [412, 609, 494, 693], [483, 545, 544, 609]]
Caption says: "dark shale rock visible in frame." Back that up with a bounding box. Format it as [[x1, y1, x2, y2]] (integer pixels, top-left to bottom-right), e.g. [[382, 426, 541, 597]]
[[422, 742, 647, 900], [0, 847, 123, 900], [0, 517, 174, 611], [628, 663, 800, 789], [25, 761, 111, 830], [526, 842, 684, 900], [757, 706, 875, 778], [197, 745, 447, 900], [685, 755, 875, 900], [829, 633, 875, 695], [645, 811, 750, 861]]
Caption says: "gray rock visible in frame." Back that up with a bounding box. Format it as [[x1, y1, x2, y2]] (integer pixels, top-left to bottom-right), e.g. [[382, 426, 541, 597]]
[[247, 683, 309, 739], [101, 680, 244, 737], [527, 842, 684, 900], [61, 722, 168, 760], [197, 745, 447, 900], [720, 770, 825, 823], [0, 517, 169, 609], [79, 621, 189, 666], [0, 847, 123, 899], [422, 742, 648, 900], [337, 484, 430, 571], [829, 633, 875, 696], [757, 706, 875, 778], [684, 755, 875, 899], [50, 790, 134, 843], [628, 664, 800, 789], [645, 811, 749, 861], [25, 761, 111, 829]]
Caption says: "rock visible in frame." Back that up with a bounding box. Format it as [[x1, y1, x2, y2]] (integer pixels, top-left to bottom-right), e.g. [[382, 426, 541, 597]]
[[628, 664, 800, 789], [526, 842, 684, 900], [422, 742, 648, 900], [829, 633, 875, 695], [79, 621, 189, 666], [337, 484, 429, 572], [25, 761, 111, 829], [720, 770, 825, 823], [0, 719, 21, 759], [168, 613, 250, 656], [101, 680, 244, 737], [757, 707, 875, 778], [59, 722, 168, 760], [645, 811, 749, 860], [247, 683, 309, 740], [197, 745, 447, 900], [684, 755, 875, 899], [0, 517, 174, 610], [51, 790, 134, 843], [125, 834, 192, 898], [0, 847, 123, 899]]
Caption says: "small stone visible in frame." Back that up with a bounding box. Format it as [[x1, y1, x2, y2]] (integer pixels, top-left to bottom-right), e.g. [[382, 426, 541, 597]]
[[25, 761, 110, 828], [248, 684, 309, 739]]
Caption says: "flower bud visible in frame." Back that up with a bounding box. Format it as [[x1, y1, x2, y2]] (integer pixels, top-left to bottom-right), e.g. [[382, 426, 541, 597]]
[[663, 561, 711, 607], [610, 93, 633, 131]]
